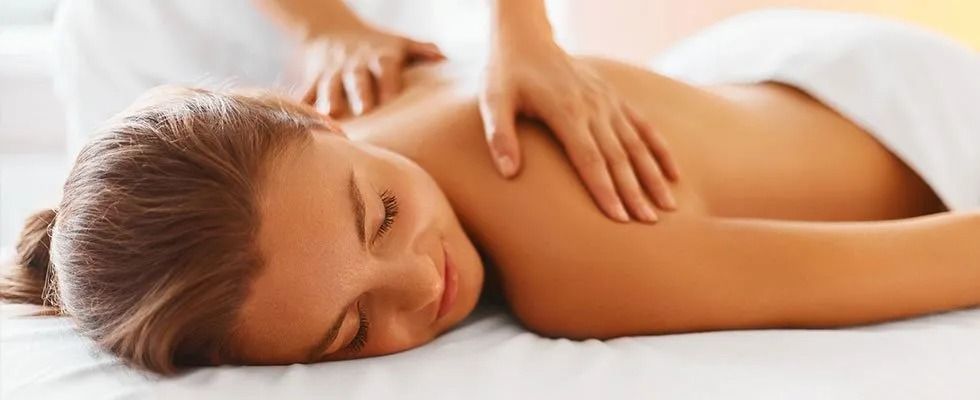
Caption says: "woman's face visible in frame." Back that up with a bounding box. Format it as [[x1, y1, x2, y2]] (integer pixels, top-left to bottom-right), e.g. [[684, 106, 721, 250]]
[[235, 129, 484, 365]]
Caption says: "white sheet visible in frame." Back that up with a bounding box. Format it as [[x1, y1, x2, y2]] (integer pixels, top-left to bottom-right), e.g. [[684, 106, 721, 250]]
[[4, 301, 980, 399], [6, 9, 980, 400]]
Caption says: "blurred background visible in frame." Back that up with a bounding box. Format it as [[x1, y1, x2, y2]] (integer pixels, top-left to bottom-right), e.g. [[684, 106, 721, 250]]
[[0, 0, 977, 255]]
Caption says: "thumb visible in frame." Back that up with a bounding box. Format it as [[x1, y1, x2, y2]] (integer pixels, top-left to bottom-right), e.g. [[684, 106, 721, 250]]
[[406, 40, 447, 62], [478, 87, 521, 178]]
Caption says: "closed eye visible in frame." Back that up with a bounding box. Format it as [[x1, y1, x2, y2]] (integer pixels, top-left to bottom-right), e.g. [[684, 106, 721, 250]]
[[343, 301, 369, 355]]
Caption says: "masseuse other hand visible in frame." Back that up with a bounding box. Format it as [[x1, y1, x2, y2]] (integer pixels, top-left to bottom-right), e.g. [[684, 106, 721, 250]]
[[299, 23, 445, 118], [479, 38, 680, 223]]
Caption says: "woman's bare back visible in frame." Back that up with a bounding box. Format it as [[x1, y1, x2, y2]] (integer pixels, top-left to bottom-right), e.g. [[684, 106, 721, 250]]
[[348, 57, 944, 223]]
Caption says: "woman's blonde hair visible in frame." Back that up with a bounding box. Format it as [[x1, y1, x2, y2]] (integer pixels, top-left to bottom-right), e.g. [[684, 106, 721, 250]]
[[0, 87, 334, 375]]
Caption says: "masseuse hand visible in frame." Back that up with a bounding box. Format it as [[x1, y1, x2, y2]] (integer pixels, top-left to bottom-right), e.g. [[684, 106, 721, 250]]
[[298, 23, 445, 118], [479, 37, 680, 223]]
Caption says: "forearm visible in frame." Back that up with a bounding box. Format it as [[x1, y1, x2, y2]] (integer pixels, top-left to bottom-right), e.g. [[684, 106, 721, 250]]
[[548, 211, 980, 338], [695, 213, 980, 328], [754, 212, 980, 328], [254, 0, 365, 39]]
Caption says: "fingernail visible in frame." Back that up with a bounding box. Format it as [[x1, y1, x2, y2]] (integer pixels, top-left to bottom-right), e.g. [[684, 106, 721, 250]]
[[641, 204, 658, 222], [315, 97, 328, 114], [664, 193, 677, 210], [496, 155, 516, 177], [613, 202, 630, 222]]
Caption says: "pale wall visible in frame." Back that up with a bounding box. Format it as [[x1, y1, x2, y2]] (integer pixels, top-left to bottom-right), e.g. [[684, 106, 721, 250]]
[[553, 0, 979, 64]]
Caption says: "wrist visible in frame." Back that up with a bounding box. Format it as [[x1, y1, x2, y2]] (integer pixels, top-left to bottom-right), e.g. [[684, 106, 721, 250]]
[[494, 24, 555, 50], [492, 21, 559, 57], [491, 0, 554, 46], [491, 30, 562, 60], [302, 14, 371, 41]]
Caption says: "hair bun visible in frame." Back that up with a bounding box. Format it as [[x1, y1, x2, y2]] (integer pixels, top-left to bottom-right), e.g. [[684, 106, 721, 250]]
[[17, 209, 57, 272], [0, 208, 61, 312]]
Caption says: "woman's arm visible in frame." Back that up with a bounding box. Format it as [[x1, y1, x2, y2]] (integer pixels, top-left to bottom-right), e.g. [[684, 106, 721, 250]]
[[512, 209, 980, 339]]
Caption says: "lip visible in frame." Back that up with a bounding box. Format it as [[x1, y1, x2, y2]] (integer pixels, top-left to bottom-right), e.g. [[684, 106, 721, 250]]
[[435, 241, 459, 321]]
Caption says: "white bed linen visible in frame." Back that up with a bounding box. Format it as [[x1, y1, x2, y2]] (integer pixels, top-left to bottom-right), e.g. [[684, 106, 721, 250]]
[[3, 301, 980, 399]]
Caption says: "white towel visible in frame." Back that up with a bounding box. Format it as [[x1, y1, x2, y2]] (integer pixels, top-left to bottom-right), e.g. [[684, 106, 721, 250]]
[[651, 9, 980, 211]]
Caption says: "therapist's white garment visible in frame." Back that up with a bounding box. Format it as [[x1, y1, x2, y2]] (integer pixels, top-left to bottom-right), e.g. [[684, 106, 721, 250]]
[[52, 0, 488, 158], [652, 9, 980, 211], [53, 0, 296, 157]]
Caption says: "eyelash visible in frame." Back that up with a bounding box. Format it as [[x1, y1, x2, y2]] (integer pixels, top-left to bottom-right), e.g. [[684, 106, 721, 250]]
[[374, 189, 399, 244], [345, 301, 369, 354]]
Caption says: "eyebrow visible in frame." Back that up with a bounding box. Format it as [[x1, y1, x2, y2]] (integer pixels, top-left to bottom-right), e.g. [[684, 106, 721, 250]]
[[349, 169, 366, 246], [305, 169, 366, 362]]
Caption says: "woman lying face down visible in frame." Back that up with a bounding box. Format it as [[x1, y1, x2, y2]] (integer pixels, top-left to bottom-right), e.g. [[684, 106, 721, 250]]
[[0, 88, 484, 373], [4, 51, 978, 375]]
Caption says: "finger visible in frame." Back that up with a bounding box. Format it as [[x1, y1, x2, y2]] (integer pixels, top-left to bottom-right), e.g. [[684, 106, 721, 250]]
[[315, 71, 347, 118], [295, 43, 329, 104], [613, 110, 677, 212], [547, 112, 628, 222], [295, 69, 322, 105], [406, 40, 447, 61], [369, 55, 401, 104], [625, 103, 680, 181], [342, 63, 376, 116], [592, 117, 658, 223], [327, 72, 347, 117], [477, 85, 520, 177]]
